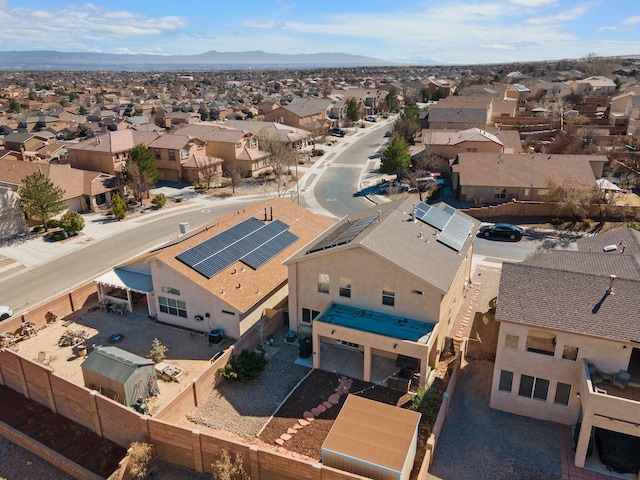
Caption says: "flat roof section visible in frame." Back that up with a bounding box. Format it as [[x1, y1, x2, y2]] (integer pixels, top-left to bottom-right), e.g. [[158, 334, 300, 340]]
[[316, 303, 435, 344]]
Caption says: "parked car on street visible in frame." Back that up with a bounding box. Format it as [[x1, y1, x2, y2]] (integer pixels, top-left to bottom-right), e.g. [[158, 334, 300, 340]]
[[379, 181, 410, 194], [365, 115, 378, 122], [0, 306, 14, 321], [478, 223, 525, 241]]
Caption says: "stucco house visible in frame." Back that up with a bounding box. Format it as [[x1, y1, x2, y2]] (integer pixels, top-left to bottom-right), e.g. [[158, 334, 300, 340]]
[[147, 133, 223, 184], [426, 96, 494, 130], [489, 228, 640, 470], [221, 120, 313, 151], [263, 97, 332, 135], [67, 129, 160, 174], [0, 182, 29, 239], [94, 199, 335, 340], [451, 153, 606, 204], [175, 123, 270, 178], [0, 159, 118, 213], [570, 76, 617, 96], [609, 91, 640, 135], [284, 198, 479, 387], [414, 127, 523, 160]]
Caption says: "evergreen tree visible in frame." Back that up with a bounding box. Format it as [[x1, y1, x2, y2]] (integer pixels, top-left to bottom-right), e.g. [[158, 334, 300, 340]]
[[18, 171, 66, 231], [346, 97, 360, 125], [380, 135, 411, 177], [110, 192, 128, 220], [385, 86, 399, 113], [124, 144, 162, 204], [59, 211, 85, 235]]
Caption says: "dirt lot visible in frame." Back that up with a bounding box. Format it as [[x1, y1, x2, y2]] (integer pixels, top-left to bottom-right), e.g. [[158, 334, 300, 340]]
[[6, 307, 227, 414]]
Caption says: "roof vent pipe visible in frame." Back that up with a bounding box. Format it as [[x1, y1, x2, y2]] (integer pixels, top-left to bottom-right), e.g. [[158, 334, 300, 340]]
[[378, 210, 382, 222], [412, 203, 416, 223], [607, 275, 616, 295]]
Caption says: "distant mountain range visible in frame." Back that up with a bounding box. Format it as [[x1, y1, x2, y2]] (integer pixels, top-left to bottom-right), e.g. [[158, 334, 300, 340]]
[[0, 50, 397, 71]]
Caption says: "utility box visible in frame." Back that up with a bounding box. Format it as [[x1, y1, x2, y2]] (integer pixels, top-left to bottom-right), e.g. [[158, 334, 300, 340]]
[[179, 222, 190, 234]]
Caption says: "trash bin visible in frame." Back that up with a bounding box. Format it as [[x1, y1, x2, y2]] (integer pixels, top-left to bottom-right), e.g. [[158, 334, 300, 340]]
[[298, 334, 312, 358], [76, 344, 87, 357], [208, 329, 223, 345]]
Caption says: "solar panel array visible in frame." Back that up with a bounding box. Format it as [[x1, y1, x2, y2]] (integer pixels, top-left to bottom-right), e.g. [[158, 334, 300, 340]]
[[307, 213, 379, 253], [413, 202, 474, 252], [176, 217, 298, 278]]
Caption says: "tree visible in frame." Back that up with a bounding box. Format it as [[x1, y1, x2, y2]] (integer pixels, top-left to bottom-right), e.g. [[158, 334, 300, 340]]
[[18, 171, 66, 231], [380, 135, 411, 177], [124, 145, 162, 205], [544, 177, 599, 223], [223, 159, 244, 194], [149, 338, 168, 363], [420, 86, 432, 103], [393, 104, 421, 144], [7, 98, 20, 113], [78, 105, 87, 115], [59, 211, 85, 235], [151, 193, 166, 209], [385, 86, 399, 113], [259, 129, 296, 198], [346, 97, 360, 125], [110, 191, 128, 219]]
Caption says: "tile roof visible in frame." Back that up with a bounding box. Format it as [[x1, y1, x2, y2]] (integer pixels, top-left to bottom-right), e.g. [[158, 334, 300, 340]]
[[496, 260, 640, 344], [286, 197, 479, 294], [175, 123, 246, 143], [426, 128, 503, 147], [452, 153, 604, 188], [148, 133, 193, 149], [152, 199, 335, 313], [66, 129, 159, 154]]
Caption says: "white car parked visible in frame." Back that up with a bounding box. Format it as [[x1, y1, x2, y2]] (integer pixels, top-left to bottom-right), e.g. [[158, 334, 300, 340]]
[[0, 306, 13, 321]]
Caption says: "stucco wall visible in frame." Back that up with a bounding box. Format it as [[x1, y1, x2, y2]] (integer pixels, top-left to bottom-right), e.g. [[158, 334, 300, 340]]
[[288, 247, 444, 332], [489, 321, 632, 424]]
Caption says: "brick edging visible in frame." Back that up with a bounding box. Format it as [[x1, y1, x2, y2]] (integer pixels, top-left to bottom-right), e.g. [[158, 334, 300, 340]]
[[0, 419, 104, 480]]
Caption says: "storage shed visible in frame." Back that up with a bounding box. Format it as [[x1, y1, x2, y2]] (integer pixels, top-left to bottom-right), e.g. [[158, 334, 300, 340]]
[[81, 346, 158, 407], [322, 394, 421, 480]]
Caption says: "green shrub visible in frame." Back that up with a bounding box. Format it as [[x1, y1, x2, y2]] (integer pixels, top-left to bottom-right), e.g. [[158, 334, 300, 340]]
[[219, 349, 267, 382], [628, 218, 640, 231], [111, 192, 127, 220], [220, 180, 229, 188], [151, 193, 166, 209], [46, 230, 68, 242], [46, 219, 60, 229], [410, 387, 441, 417], [149, 338, 168, 363], [60, 211, 85, 234]]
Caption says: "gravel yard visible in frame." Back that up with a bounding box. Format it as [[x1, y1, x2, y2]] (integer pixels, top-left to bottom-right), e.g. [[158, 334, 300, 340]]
[[0, 437, 75, 480], [427, 359, 561, 480], [185, 328, 311, 440]]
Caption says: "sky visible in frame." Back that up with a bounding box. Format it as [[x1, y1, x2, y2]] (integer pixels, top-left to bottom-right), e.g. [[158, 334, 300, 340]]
[[1, 0, 639, 65]]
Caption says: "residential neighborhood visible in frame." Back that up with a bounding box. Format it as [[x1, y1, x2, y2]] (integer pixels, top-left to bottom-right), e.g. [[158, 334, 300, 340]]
[[1, 51, 640, 480]]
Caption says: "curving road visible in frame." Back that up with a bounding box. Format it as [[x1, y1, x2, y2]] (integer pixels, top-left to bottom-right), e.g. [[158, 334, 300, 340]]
[[310, 124, 390, 219]]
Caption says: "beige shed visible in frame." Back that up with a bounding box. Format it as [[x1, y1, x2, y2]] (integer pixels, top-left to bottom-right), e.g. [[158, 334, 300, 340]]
[[322, 394, 421, 480]]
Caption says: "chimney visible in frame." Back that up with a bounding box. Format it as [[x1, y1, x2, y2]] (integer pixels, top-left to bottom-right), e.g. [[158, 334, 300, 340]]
[[607, 275, 616, 295], [412, 203, 416, 223], [378, 210, 382, 222]]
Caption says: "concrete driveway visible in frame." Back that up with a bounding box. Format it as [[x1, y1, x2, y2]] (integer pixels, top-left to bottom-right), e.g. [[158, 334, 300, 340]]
[[427, 359, 562, 480]]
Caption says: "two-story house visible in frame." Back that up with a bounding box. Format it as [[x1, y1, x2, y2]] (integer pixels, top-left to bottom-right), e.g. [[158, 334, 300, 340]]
[[490, 228, 640, 470], [609, 91, 640, 135], [67, 129, 160, 174], [175, 123, 270, 178], [263, 97, 332, 136], [284, 198, 479, 387], [426, 95, 494, 130], [147, 133, 223, 184]]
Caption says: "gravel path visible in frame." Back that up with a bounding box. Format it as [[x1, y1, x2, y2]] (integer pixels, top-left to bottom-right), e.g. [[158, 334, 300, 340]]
[[0, 437, 75, 480], [186, 328, 311, 440], [427, 359, 561, 480]]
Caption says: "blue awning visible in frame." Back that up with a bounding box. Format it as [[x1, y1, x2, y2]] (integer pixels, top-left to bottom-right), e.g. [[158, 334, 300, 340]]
[[95, 268, 153, 293]]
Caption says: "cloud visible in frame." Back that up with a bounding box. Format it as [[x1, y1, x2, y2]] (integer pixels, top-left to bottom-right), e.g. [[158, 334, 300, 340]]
[[526, 5, 589, 24], [508, 0, 557, 6], [596, 25, 620, 32], [622, 15, 640, 25]]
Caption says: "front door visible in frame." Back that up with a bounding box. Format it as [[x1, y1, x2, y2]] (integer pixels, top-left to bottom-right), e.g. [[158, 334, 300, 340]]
[[628, 347, 640, 383]]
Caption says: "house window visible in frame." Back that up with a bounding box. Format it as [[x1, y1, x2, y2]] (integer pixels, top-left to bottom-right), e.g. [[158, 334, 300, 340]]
[[494, 188, 507, 199], [554, 382, 572, 406], [250, 138, 257, 148], [518, 374, 549, 401], [466, 147, 478, 153], [154, 148, 161, 159], [499, 370, 514, 393], [522, 188, 530, 197], [526, 330, 556, 356], [168, 150, 176, 161], [505, 334, 519, 349], [382, 287, 395, 307], [181, 148, 189, 159], [158, 296, 187, 318], [537, 188, 549, 198], [161, 287, 180, 295], [339, 278, 351, 298], [318, 274, 330, 294], [562, 345, 579, 361], [301, 308, 320, 324]]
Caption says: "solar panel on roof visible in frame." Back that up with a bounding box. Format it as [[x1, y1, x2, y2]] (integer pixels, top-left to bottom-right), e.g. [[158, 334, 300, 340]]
[[442, 205, 456, 215], [421, 207, 452, 230], [306, 213, 378, 253], [415, 202, 431, 219], [176, 217, 298, 278], [438, 214, 474, 252]]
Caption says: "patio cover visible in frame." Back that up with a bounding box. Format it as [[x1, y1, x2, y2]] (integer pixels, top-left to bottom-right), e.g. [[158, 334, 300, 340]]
[[94, 268, 153, 293]]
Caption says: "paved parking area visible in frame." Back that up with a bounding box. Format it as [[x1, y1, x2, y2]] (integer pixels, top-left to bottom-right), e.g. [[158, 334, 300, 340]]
[[427, 359, 562, 480]]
